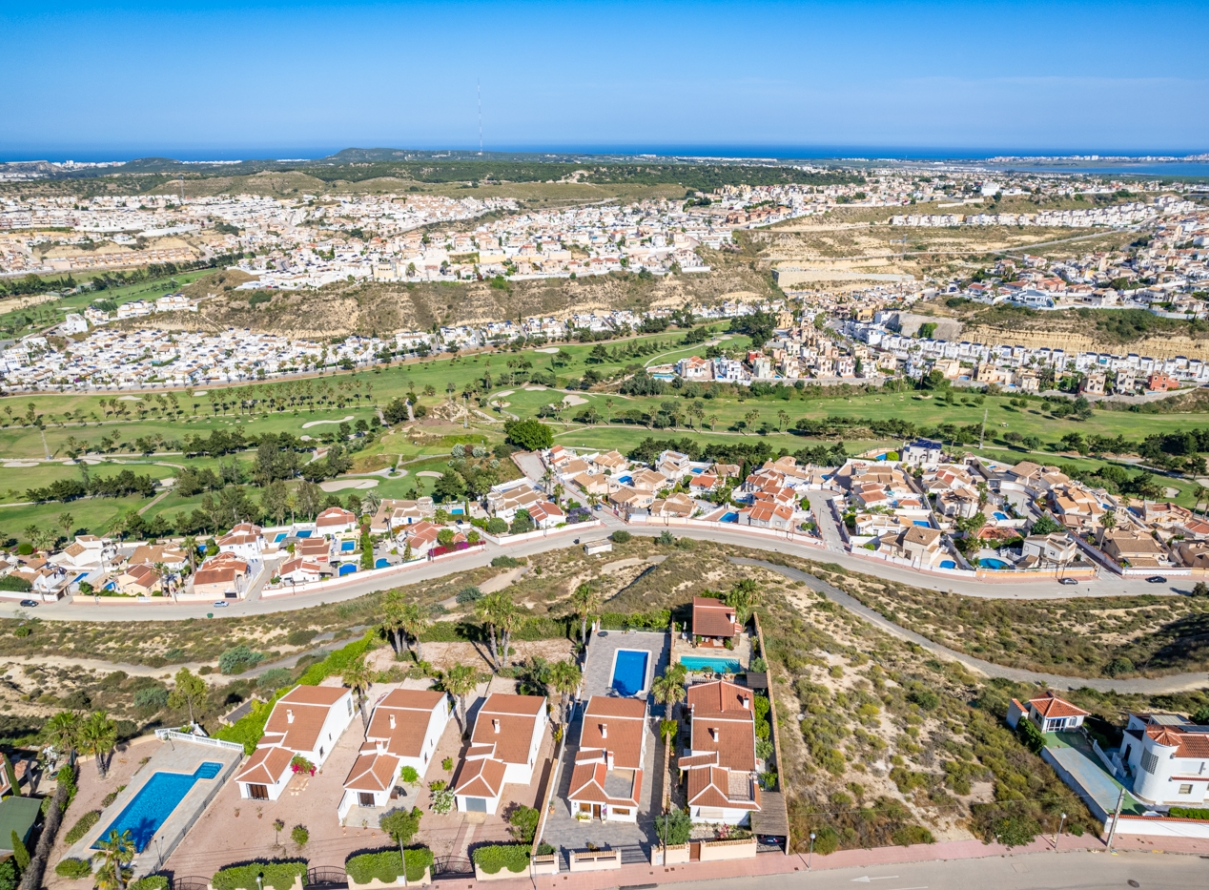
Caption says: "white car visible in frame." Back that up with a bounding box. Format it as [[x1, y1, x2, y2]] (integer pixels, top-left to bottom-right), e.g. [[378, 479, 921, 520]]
[[213, 600, 229, 608]]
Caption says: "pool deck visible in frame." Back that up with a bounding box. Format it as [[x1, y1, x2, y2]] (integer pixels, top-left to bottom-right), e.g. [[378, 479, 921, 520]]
[[65, 735, 242, 877], [583, 630, 669, 702], [671, 630, 753, 675]]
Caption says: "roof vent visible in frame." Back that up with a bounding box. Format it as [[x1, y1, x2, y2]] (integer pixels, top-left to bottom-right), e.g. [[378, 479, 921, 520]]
[[600, 723, 608, 739], [492, 718, 500, 734], [389, 713, 396, 729], [710, 727, 718, 742], [742, 696, 750, 710], [286, 709, 295, 724]]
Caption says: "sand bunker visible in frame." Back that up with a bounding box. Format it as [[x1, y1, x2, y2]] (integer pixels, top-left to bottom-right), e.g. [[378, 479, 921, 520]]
[[533, 347, 560, 354], [302, 415, 355, 429], [320, 478, 380, 492], [117, 395, 142, 401], [562, 394, 588, 406], [415, 470, 444, 478]]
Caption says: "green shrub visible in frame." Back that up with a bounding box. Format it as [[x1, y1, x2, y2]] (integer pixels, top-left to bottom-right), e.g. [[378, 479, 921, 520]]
[[258, 668, 293, 690], [345, 848, 433, 884], [133, 686, 169, 711], [507, 805, 539, 843], [286, 629, 318, 646], [291, 825, 309, 847], [55, 858, 93, 879], [400, 766, 419, 784], [63, 810, 101, 844], [0, 575, 32, 592], [610, 530, 631, 543], [1015, 717, 1046, 754], [1169, 806, 1209, 820], [211, 861, 308, 890], [0, 859, 16, 890], [490, 555, 520, 568], [890, 825, 934, 846], [472, 845, 529, 875], [455, 586, 483, 604], [128, 877, 171, 890], [219, 644, 265, 675], [654, 809, 692, 845]]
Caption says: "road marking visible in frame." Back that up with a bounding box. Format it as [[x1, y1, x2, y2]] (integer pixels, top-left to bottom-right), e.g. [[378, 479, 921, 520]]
[[851, 879, 899, 884]]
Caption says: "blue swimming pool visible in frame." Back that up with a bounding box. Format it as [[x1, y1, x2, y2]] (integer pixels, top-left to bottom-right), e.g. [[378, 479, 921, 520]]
[[981, 558, 1011, 570], [611, 649, 649, 696], [72, 572, 89, 584], [993, 512, 1010, 521], [374, 558, 389, 569], [273, 532, 288, 543], [679, 655, 741, 674], [912, 520, 931, 528], [339, 564, 357, 576], [939, 560, 957, 569], [450, 507, 464, 515], [721, 512, 738, 523], [296, 530, 312, 538], [95, 761, 222, 852], [340, 540, 355, 551]]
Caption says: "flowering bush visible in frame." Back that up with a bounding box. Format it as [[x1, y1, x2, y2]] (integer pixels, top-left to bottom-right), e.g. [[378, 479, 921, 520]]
[[290, 755, 315, 775]]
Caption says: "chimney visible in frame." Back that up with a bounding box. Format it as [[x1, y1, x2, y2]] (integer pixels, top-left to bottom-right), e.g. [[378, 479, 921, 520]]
[[742, 696, 750, 710], [600, 723, 608, 739], [492, 718, 500, 734], [389, 713, 396, 729], [710, 727, 718, 742], [286, 709, 295, 724], [606, 750, 614, 769]]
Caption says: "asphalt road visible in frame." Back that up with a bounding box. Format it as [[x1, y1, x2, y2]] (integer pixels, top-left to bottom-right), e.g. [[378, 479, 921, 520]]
[[706, 851, 1207, 890]]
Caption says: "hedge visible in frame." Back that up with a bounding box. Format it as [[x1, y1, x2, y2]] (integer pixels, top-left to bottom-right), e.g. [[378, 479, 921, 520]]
[[212, 861, 308, 890], [471, 845, 529, 875], [419, 616, 573, 644], [129, 877, 170, 890], [345, 847, 433, 884], [54, 858, 93, 879], [0, 575, 32, 592], [599, 609, 671, 631], [63, 810, 101, 844], [1169, 806, 1209, 820]]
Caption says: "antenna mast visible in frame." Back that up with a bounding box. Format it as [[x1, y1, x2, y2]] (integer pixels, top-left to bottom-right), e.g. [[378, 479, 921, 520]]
[[477, 79, 483, 156]]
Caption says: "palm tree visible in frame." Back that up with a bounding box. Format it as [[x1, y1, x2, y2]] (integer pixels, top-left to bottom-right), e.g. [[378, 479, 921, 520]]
[[92, 829, 135, 890], [399, 602, 431, 662], [381, 591, 409, 657], [342, 655, 374, 725], [182, 535, 199, 574], [652, 673, 686, 719], [362, 491, 381, 517], [549, 659, 582, 724], [496, 599, 524, 669], [570, 583, 602, 645], [475, 592, 517, 670], [440, 664, 478, 734], [1195, 485, 1209, 515], [724, 578, 760, 626], [42, 710, 81, 766], [80, 710, 118, 777], [57, 511, 75, 541]]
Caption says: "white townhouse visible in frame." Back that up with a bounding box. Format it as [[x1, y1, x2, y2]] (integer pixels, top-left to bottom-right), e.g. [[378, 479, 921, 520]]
[[452, 693, 548, 815]]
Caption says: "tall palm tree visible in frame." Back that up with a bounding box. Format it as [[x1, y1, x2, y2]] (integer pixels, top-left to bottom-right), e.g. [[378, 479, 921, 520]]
[[181, 536, 199, 574], [549, 659, 582, 725], [92, 829, 135, 890], [342, 655, 375, 725], [570, 583, 602, 645], [80, 710, 118, 777], [399, 602, 431, 663], [496, 600, 524, 669], [1195, 485, 1209, 515], [439, 664, 478, 734], [381, 591, 409, 657], [475, 592, 517, 670], [42, 710, 81, 767], [724, 578, 760, 626], [652, 674, 686, 719]]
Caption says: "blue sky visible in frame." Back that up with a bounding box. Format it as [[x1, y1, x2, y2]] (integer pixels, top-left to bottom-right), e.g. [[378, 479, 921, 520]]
[[2, 0, 1207, 159]]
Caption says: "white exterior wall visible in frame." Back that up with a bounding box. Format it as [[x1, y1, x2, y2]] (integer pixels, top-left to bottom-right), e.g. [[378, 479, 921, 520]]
[[237, 769, 291, 801], [299, 692, 356, 766], [690, 805, 754, 826], [456, 790, 502, 815], [501, 706, 548, 786], [398, 698, 452, 773]]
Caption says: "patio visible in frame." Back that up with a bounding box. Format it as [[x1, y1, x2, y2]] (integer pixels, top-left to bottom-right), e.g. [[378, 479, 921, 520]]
[[671, 630, 753, 675]]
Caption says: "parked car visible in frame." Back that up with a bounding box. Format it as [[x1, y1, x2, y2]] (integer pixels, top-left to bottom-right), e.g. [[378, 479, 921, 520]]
[[213, 600, 229, 608], [18, 599, 38, 607], [1146, 576, 1168, 584], [1058, 578, 1078, 586]]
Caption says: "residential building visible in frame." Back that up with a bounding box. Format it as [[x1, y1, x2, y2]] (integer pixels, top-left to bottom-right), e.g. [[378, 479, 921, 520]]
[[566, 696, 647, 823], [1007, 691, 1089, 734], [681, 680, 761, 825], [452, 693, 548, 815]]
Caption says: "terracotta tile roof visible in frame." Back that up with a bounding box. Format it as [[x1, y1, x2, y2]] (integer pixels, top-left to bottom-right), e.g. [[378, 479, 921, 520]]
[[1028, 692, 1089, 720], [567, 756, 641, 807], [1146, 725, 1209, 758], [363, 689, 448, 758], [343, 751, 400, 792], [579, 696, 645, 770], [687, 766, 760, 811], [236, 745, 293, 786], [471, 694, 544, 766], [260, 685, 349, 752], [692, 597, 738, 638], [686, 680, 754, 716], [453, 754, 506, 798]]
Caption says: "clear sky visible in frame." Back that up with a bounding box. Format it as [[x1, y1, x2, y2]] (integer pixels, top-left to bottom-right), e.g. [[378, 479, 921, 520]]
[[2, 0, 1207, 160]]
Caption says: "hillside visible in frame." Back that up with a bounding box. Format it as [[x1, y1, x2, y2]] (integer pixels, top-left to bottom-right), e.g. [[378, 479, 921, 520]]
[[137, 246, 780, 338]]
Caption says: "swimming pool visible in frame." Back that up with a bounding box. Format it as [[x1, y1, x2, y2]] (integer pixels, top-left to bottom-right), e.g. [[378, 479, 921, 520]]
[[939, 560, 957, 569], [339, 564, 357, 576], [993, 512, 1010, 521], [981, 558, 1011, 570], [375, 558, 390, 569], [95, 761, 222, 852], [912, 520, 931, 528], [679, 655, 741, 674], [296, 530, 312, 538], [450, 507, 464, 515], [721, 512, 738, 523], [610, 649, 649, 696], [273, 532, 288, 543], [71, 572, 89, 585], [340, 540, 356, 551]]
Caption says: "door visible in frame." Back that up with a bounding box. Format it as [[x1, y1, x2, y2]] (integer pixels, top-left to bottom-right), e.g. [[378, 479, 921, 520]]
[[248, 784, 268, 800], [466, 797, 487, 813], [359, 792, 375, 806], [592, 804, 602, 820]]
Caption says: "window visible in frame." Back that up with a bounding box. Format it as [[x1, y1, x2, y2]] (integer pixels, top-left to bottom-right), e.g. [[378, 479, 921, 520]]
[[1178, 784, 1193, 795], [247, 784, 268, 800], [466, 797, 487, 813], [360, 792, 376, 806], [612, 807, 631, 816], [1141, 750, 1159, 775]]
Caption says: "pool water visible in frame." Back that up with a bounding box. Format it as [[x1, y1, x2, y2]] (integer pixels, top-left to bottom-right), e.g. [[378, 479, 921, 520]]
[[939, 560, 957, 569], [721, 512, 738, 523], [450, 507, 464, 515], [273, 533, 288, 543], [95, 761, 222, 852], [993, 512, 1010, 521], [912, 520, 931, 528], [679, 655, 741, 674], [71, 572, 89, 584], [339, 564, 357, 576], [296, 530, 312, 538], [981, 558, 1011, 570], [340, 540, 356, 551], [611, 649, 649, 696], [375, 558, 390, 569]]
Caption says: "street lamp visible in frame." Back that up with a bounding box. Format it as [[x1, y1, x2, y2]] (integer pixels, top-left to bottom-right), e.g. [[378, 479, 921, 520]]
[[808, 832, 816, 869], [1054, 812, 1066, 850]]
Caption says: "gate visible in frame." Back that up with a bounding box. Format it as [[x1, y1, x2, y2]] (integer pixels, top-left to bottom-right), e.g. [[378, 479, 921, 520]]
[[305, 866, 348, 890]]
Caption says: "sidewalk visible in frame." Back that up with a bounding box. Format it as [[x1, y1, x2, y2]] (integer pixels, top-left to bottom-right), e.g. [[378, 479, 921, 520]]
[[427, 832, 1209, 890]]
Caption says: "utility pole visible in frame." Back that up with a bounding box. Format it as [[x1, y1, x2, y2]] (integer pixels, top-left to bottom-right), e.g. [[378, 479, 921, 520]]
[[1105, 787, 1126, 853]]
